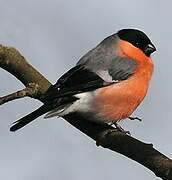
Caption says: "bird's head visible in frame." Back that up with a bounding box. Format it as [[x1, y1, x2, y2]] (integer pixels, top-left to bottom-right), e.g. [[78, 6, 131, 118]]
[[117, 29, 156, 57]]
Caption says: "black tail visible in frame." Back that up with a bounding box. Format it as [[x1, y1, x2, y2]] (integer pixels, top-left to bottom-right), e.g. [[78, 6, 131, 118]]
[[10, 105, 51, 132]]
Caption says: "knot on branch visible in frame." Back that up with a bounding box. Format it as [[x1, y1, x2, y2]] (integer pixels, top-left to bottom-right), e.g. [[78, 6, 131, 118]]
[[25, 83, 40, 98]]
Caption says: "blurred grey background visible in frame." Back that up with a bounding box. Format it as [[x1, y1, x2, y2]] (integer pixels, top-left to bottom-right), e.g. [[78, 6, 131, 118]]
[[0, 0, 171, 179]]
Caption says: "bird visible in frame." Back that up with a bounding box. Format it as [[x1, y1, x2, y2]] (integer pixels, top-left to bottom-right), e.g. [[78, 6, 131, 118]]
[[10, 28, 156, 132]]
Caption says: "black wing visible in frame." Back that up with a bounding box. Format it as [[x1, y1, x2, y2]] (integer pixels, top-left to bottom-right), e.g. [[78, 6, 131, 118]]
[[10, 65, 110, 132], [55, 65, 104, 89], [45, 65, 113, 101]]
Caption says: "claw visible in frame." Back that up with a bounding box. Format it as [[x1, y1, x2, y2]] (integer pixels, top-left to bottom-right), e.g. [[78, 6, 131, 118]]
[[128, 116, 142, 121], [113, 122, 131, 135]]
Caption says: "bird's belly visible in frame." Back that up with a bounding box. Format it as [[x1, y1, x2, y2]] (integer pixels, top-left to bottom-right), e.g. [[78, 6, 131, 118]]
[[59, 92, 95, 116], [94, 78, 149, 123]]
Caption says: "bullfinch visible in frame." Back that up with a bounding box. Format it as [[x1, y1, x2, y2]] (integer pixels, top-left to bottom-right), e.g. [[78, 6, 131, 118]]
[[10, 29, 156, 132]]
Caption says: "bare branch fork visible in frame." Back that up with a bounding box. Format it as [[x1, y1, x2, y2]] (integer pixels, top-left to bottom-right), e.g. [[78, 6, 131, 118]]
[[0, 44, 172, 180]]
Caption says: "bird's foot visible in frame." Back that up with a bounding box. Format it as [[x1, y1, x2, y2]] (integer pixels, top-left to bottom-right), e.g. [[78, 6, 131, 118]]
[[111, 122, 131, 135], [128, 116, 142, 122], [96, 122, 131, 146]]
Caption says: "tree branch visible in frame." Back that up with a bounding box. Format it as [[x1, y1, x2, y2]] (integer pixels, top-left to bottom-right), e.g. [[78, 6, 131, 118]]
[[0, 44, 172, 179], [0, 45, 51, 100]]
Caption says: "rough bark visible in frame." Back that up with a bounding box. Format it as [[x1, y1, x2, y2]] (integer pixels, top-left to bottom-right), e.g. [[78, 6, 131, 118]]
[[0, 45, 172, 179]]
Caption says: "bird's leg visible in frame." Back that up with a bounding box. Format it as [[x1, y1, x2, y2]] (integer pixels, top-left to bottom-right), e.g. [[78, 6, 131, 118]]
[[128, 116, 142, 121], [114, 122, 131, 135], [110, 122, 131, 135]]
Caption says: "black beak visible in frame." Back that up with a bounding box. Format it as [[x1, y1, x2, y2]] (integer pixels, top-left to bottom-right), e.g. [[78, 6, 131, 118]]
[[144, 43, 156, 56]]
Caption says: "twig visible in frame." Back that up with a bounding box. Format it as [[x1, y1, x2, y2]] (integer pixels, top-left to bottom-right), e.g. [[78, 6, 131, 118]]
[[0, 83, 39, 105]]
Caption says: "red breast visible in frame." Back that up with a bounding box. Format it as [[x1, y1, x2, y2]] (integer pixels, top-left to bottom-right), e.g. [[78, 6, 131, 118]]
[[94, 40, 154, 122]]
